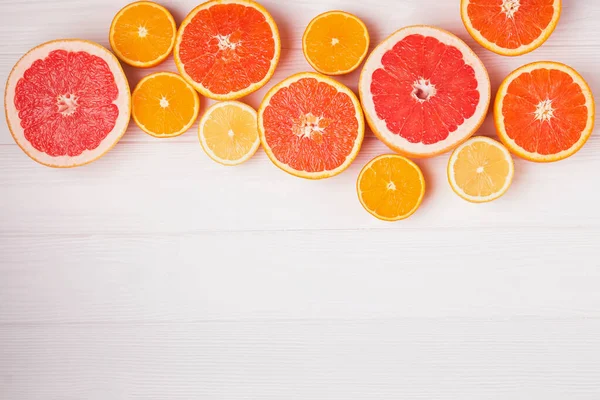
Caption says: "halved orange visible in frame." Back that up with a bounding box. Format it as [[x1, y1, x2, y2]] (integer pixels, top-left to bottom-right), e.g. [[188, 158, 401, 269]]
[[132, 72, 200, 138], [494, 61, 595, 162], [109, 1, 177, 68], [198, 101, 260, 166], [174, 0, 281, 100], [448, 136, 514, 203], [461, 0, 561, 56], [357, 155, 426, 221], [258, 72, 364, 180], [302, 11, 370, 75]]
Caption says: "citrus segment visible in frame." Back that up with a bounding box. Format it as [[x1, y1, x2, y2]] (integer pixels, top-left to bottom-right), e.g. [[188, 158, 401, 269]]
[[494, 62, 595, 162], [174, 0, 280, 100], [199, 101, 260, 166], [132, 72, 200, 138], [109, 1, 177, 68], [448, 136, 514, 203], [5, 40, 131, 167], [357, 155, 425, 221], [258, 72, 364, 179], [302, 11, 370, 75], [359, 25, 491, 158], [461, 0, 561, 56]]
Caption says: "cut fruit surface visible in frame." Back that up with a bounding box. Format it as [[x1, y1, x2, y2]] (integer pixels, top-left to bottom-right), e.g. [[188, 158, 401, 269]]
[[461, 0, 561, 56], [357, 154, 425, 221], [359, 25, 491, 158], [5, 39, 131, 168], [109, 1, 176, 68], [174, 0, 280, 100], [199, 101, 260, 166], [302, 11, 370, 75], [258, 72, 364, 179], [132, 72, 200, 138], [448, 136, 514, 203], [494, 61, 595, 162]]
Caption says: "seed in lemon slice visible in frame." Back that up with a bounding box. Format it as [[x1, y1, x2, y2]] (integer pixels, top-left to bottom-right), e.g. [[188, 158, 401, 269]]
[[448, 136, 515, 203], [198, 101, 261, 166], [357, 155, 426, 221], [132, 72, 200, 138], [109, 1, 176, 68], [302, 11, 370, 75]]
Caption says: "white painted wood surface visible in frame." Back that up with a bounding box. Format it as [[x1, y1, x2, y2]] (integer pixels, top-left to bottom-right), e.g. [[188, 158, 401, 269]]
[[1, 0, 600, 398]]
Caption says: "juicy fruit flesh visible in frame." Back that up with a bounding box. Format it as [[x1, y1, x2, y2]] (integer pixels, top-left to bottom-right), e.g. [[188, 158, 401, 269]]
[[203, 105, 258, 161], [262, 77, 360, 173], [453, 140, 511, 197], [14, 49, 118, 157], [371, 34, 479, 145], [359, 156, 424, 219], [304, 13, 368, 73], [112, 3, 174, 63], [133, 74, 197, 136], [467, 0, 555, 49], [178, 3, 276, 95], [502, 68, 588, 155]]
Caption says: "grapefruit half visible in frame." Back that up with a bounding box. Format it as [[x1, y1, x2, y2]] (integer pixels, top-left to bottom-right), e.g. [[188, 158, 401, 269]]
[[5, 40, 131, 168], [258, 72, 364, 180], [174, 0, 280, 100], [359, 25, 491, 158]]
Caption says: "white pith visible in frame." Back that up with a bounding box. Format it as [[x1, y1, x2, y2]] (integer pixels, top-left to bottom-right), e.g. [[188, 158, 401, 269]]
[[534, 99, 555, 122], [5, 40, 131, 168], [138, 26, 148, 38], [501, 0, 520, 19], [448, 136, 514, 203], [359, 26, 491, 157], [198, 101, 261, 166]]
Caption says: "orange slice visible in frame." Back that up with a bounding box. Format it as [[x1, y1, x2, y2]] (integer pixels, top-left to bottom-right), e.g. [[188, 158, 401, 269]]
[[174, 0, 281, 100], [357, 154, 426, 221], [448, 137, 514, 203], [132, 72, 200, 138], [258, 72, 364, 180], [494, 61, 595, 162], [461, 0, 561, 56], [302, 11, 370, 75], [109, 1, 176, 68], [198, 101, 260, 166]]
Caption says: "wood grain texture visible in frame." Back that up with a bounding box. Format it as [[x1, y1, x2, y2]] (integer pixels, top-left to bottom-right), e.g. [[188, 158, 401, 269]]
[[1, 0, 600, 398]]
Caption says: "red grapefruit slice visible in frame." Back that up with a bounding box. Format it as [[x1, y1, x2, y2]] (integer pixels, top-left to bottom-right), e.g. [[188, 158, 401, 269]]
[[359, 25, 491, 158], [5, 40, 131, 168]]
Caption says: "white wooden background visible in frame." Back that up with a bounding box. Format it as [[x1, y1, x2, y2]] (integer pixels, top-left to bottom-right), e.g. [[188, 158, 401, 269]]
[[1, 0, 600, 398]]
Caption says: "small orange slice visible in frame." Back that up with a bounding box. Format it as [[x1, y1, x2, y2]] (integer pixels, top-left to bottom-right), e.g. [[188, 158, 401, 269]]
[[302, 11, 370, 75], [109, 1, 176, 68], [448, 137, 514, 203], [494, 61, 595, 162], [198, 101, 260, 166], [132, 72, 200, 138], [357, 155, 426, 221], [174, 0, 281, 100], [461, 0, 561, 56]]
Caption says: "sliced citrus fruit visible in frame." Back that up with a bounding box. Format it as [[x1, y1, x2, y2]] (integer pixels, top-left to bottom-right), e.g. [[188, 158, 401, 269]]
[[302, 11, 370, 76], [494, 61, 595, 162], [109, 1, 177, 68], [357, 154, 426, 221], [359, 25, 491, 158], [132, 72, 200, 138], [461, 0, 561, 56], [448, 136, 514, 203], [198, 101, 260, 166], [258, 72, 364, 180], [4, 39, 131, 168], [174, 0, 281, 100]]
